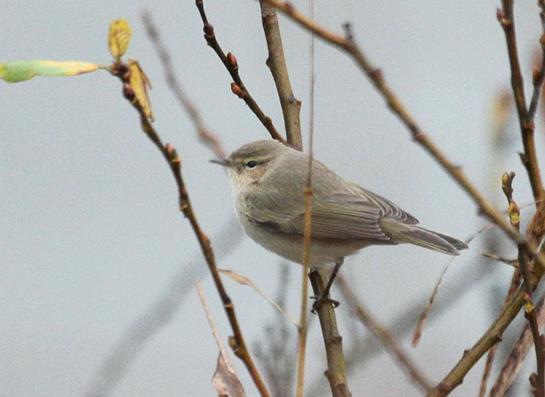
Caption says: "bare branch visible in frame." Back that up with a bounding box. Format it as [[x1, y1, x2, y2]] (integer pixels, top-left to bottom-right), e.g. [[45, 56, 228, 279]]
[[259, 1, 302, 148], [503, 171, 545, 396], [528, 2, 545, 118], [412, 264, 451, 347], [478, 262, 521, 397], [195, 0, 285, 143], [309, 270, 352, 397], [498, 0, 545, 204], [110, 63, 271, 397], [490, 294, 545, 396]]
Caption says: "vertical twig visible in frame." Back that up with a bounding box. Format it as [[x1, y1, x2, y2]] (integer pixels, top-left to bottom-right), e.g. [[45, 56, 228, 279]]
[[295, 1, 314, 393], [502, 171, 545, 397], [497, 0, 545, 204], [259, 0, 302, 149], [309, 270, 352, 397], [255, 2, 352, 395], [478, 172, 522, 397], [477, 268, 521, 397]]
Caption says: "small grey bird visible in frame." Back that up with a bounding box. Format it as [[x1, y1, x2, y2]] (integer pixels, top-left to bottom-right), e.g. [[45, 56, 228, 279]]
[[212, 140, 467, 306]]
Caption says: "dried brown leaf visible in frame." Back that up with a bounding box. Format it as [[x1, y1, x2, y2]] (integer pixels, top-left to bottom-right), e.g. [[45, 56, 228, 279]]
[[212, 354, 246, 397]]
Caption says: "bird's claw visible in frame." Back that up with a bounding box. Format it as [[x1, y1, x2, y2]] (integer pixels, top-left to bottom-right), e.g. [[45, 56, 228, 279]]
[[311, 294, 340, 313]]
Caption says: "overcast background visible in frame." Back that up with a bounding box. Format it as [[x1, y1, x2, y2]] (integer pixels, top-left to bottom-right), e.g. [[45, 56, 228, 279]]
[[2, 1, 544, 396]]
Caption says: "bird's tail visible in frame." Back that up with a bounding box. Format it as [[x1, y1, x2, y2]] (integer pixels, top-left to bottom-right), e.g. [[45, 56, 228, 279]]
[[380, 218, 468, 256]]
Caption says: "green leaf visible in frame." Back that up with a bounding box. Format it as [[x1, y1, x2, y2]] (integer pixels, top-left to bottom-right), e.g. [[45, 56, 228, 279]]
[[0, 60, 100, 83]]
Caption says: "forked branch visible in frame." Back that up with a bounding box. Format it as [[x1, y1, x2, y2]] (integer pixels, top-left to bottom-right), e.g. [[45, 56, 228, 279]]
[[196, 0, 286, 143], [259, 1, 302, 149]]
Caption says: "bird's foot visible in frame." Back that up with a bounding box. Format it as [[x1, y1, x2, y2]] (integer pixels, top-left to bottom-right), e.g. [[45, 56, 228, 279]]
[[311, 294, 340, 314]]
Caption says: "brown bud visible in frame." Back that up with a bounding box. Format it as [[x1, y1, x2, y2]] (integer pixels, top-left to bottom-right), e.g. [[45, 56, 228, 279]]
[[122, 83, 135, 101], [165, 143, 180, 164], [501, 172, 510, 187], [529, 372, 538, 387], [227, 52, 238, 68], [203, 23, 214, 39], [533, 68, 541, 85], [370, 68, 383, 82], [228, 335, 237, 351], [230, 82, 244, 98], [540, 33, 545, 48]]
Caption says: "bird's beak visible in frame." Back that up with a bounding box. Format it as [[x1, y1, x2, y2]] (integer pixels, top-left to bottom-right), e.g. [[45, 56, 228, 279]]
[[209, 158, 231, 167]]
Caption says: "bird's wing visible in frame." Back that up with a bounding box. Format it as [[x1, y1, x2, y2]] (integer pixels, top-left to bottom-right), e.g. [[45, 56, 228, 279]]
[[242, 170, 403, 241], [346, 183, 419, 225]]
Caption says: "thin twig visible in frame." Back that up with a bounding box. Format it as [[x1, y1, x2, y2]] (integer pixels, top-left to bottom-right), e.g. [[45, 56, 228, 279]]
[[259, 1, 302, 149], [412, 263, 451, 347], [502, 170, 545, 397], [309, 270, 352, 397], [498, 0, 545, 204], [295, 2, 314, 392], [195, 0, 285, 143], [490, 294, 545, 396], [528, 2, 545, 118], [337, 276, 433, 394], [478, 180, 522, 397], [482, 252, 519, 268], [111, 63, 271, 397], [219, 268, 298, 327]]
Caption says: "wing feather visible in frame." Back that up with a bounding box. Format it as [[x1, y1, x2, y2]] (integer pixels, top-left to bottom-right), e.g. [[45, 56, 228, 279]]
[[239, 155, 417, 242]]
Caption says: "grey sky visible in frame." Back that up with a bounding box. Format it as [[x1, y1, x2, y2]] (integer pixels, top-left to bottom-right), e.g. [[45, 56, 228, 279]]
[[2, 1, 543, 396]]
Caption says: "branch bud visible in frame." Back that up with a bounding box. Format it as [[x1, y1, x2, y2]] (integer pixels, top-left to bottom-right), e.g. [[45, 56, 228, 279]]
[[230, 82, 244, 98], [529, 372, 538, 388], [227, 52, 238, 69], [122, 83, 135, 101], [165, 143, 181, 164], [533, 68, 542, 85]]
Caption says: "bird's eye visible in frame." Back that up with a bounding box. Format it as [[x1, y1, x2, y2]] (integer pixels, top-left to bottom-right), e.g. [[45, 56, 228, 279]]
[[245, 160, 258, 169]]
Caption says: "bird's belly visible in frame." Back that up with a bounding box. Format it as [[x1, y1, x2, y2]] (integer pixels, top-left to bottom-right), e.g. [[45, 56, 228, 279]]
[[238, 215, 365, 267]]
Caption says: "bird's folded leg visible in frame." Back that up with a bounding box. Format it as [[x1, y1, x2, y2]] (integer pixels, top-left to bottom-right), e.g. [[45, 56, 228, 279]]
[[310, 259, 343, 313]]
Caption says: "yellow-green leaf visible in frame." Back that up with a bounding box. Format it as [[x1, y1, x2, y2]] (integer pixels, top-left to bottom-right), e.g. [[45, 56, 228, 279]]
[[128, 59, 153, 121], [0, 60, 100, 83], [108, 19, 132, 61]]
